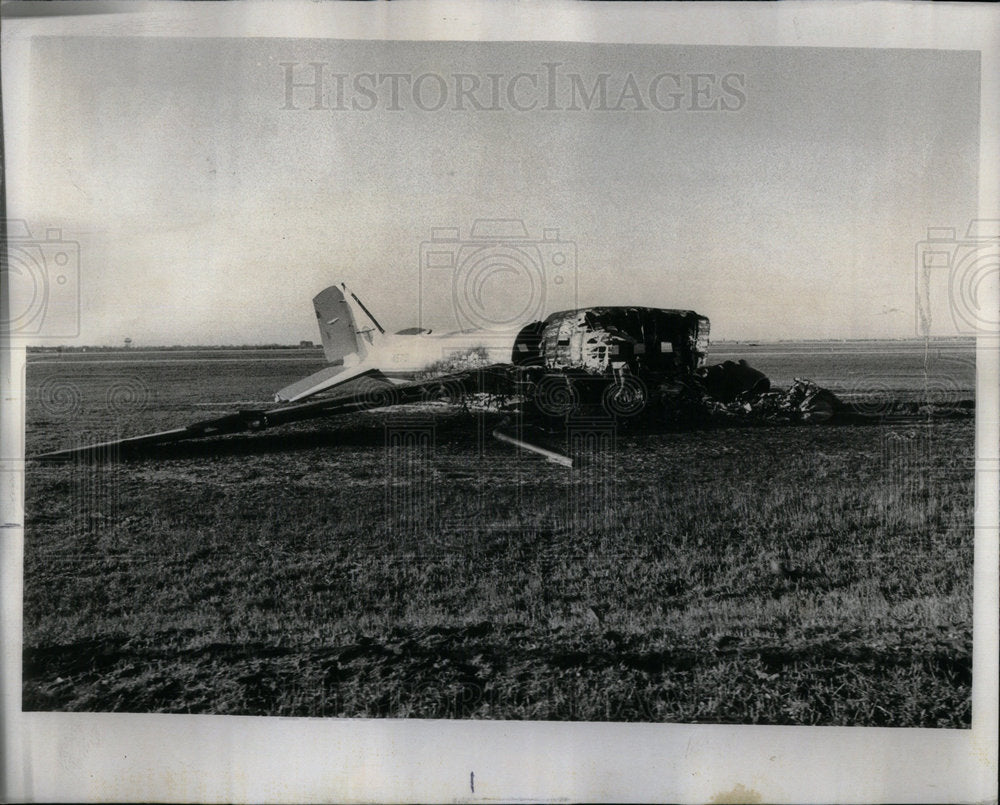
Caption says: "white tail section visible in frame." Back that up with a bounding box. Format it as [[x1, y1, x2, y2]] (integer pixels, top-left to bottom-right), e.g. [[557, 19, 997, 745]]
[[275, 284, 388, 402], [313, 285, 372, 363]]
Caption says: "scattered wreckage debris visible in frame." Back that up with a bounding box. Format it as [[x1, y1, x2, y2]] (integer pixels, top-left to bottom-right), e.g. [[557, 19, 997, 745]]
[[700, 359, 770, 402], [701, 375, 839, 425], [492, 421, 574, 468]]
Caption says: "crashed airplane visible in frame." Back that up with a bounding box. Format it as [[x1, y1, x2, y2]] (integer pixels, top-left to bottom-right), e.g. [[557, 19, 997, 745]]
[[36, 284, 839, 465], [274, 286, 710, 402]]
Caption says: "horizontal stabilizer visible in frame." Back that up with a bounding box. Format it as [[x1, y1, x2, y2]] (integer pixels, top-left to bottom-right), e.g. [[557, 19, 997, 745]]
[[274, 364, 378, 403]]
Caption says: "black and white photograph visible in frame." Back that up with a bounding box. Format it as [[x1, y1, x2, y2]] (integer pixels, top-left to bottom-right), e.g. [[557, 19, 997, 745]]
[[2, 2, 997, 802]]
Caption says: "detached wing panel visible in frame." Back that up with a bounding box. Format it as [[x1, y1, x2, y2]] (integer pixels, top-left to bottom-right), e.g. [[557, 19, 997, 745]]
[[33, 366, 515, 462]]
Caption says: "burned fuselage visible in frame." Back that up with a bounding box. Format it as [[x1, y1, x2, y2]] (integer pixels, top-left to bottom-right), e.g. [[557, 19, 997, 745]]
[[506, 307, 836, 423], [506, 306, 712, 418], [512, 307, 710, 378]]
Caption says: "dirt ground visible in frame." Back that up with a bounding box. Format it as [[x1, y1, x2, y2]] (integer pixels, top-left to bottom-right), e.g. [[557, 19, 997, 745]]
[[21, 341, 975, 724]]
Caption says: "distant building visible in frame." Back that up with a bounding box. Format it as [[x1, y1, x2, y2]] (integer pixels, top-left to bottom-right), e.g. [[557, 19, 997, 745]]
[[299, 340, 314, 348], [124, 337, 133, 349]]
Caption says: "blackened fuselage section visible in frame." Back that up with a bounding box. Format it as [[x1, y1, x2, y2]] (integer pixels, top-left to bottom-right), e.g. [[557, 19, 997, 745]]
[[512, 307, 709, 377]]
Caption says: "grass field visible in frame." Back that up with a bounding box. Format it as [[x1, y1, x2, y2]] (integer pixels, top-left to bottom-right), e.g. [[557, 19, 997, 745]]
[[22, 341, 975, 725]]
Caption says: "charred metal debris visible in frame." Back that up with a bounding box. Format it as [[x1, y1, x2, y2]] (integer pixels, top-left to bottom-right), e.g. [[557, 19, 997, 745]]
[[506, 307, 839, 426]]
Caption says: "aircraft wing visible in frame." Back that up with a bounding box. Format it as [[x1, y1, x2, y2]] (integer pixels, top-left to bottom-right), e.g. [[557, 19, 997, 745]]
[[32, 365, 518, 462]]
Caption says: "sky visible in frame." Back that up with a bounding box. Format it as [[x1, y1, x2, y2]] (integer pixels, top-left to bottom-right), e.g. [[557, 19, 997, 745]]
[[7, 38, 980, 345]]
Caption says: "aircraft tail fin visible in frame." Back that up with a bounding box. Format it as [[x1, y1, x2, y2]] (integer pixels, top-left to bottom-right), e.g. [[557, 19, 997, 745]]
[[313, 284, 384, 364]]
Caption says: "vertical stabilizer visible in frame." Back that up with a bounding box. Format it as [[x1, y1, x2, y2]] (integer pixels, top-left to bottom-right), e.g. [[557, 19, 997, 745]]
[[313, 284, 382, 364]]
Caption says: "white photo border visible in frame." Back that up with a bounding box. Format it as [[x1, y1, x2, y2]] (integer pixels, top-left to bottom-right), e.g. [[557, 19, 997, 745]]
[[1, 2, 997, 802]]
